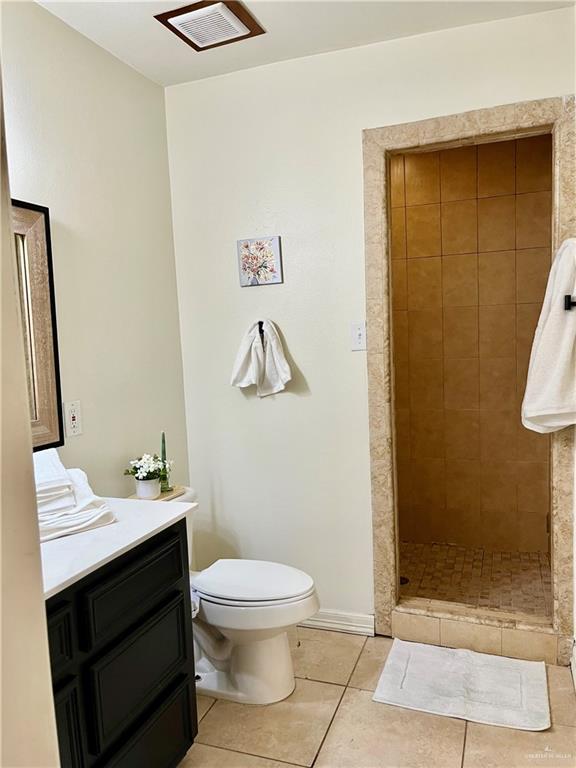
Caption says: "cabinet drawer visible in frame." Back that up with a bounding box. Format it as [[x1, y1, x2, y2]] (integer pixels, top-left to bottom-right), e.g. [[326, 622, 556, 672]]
[[82, 533, 183, 648], [54, 679, 84, 768], [89, 593, 187, 752], [47, 602, 75, 680], [107, 678, 193, 768]]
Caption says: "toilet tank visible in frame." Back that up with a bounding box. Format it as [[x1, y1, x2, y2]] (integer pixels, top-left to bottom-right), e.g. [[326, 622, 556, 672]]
[[172, 487, 198, 571]]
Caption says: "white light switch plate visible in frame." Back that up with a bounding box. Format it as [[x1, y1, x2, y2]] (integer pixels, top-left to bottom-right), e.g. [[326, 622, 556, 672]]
[[351, 321, 367, 351], [64, 400, 82, 437]]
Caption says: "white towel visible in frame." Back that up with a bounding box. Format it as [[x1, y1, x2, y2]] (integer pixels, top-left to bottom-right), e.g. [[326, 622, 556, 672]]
[[33, 448, 73, 493], [231, 319, 292, 397], [522, 238, 576, 433], [39, 468, 116, 542]]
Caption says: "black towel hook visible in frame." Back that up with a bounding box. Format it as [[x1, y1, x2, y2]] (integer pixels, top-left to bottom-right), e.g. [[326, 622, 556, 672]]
[[564, 295, 576, 311], [258, 320, 265, 343]]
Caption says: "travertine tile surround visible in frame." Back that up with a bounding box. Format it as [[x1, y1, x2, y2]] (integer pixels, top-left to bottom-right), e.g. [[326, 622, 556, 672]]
[[391, 136, 552, 551], [362, 97, 575, 661], [182, 627, 576, 768]]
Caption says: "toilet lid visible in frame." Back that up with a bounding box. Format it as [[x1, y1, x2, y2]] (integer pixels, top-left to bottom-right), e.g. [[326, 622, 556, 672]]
[[191, 559, 315, 603]]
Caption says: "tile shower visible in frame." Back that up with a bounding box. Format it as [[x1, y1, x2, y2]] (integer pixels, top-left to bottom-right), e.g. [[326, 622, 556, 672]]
[[390, 135, 553, 619]]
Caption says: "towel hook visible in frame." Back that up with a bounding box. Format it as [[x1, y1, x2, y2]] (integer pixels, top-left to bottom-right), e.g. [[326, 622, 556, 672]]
[[564, 295, 576, 311], [258, 320, 265, 343]]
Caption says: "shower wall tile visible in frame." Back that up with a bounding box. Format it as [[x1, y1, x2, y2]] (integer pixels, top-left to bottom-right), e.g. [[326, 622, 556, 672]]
[[443, 307, 478, 359], [390, 154, 406, 208], [442, 253, 478, 307], [479, 305, 516, 358], [444, 410, 480, 460], [391, 260, 407, 310], [479, 357, 516, 410], [392, 311, 409, 362], [410, 410, 444, 458], [516, 135, 552, 194], [444, 358, 479, 410], [516, 191, 552, 249], [406, 204, 441, 258], [478, 251, 515, 305], [407, 257, 442, 309], [391, 134, 552, 554], [408, 309, 443, 359], [409, 359, 443, 410], [441, 199, 478, 254], [480, 410, 516, 462], [391, 207, 406, 259], [516, 248, 551, 303], [478, 196, 516, 252], [477, 140, 516, 198], [440, 146, 477, 202], [446, 460, 481, 512], [404, 152, 440, 205]]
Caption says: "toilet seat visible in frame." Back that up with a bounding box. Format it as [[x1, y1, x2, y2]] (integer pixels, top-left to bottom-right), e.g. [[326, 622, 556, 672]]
[[191, 559, 315, 605]]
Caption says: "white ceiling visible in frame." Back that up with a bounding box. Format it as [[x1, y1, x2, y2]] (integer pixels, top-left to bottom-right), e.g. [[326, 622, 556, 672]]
[[40, 0, 572, 86]]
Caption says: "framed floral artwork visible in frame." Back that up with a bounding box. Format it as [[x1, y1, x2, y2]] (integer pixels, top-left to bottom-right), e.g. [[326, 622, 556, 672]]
[[237, 235, 283, 286]]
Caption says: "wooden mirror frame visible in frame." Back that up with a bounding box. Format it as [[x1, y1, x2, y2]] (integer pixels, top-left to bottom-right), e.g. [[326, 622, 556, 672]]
[[11, 200, 63, 450]]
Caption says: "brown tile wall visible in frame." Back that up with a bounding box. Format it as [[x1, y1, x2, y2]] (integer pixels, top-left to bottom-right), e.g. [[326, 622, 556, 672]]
[[391, 135, 552, 552]]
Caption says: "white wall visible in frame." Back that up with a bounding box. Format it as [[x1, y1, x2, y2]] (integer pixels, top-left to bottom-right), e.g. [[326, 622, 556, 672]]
[[165, 8, 575, 618], [2, 2, 189, 497]]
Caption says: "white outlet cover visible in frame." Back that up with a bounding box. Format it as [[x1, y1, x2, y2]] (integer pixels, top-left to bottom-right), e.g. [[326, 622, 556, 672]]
[[351, 321, 367, 351], [64, 400, 82, 437]]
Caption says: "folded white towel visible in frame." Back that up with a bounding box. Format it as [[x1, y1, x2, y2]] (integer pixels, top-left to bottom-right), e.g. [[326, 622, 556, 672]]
[[522, 238, 576, 433], [231, 319, 292, 397], [33, 448, 73, 493], [39, 468, 116, 542]]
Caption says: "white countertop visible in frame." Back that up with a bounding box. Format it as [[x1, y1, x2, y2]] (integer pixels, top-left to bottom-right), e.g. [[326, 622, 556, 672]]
[[41, 498, 197, 599]]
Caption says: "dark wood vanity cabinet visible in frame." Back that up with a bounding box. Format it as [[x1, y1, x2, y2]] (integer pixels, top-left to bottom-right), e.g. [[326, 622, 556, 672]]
[[46, 520, 197, 768]]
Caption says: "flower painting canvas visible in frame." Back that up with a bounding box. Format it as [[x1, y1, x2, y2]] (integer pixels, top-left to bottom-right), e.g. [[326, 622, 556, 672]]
[[237, 236, 283, 287]]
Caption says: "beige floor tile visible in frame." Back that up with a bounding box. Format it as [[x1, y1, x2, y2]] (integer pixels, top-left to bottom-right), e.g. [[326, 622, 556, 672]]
[[315, 688, 465, 767], [348, 636, 394, 691], [196, 694, 216, 722], [180, 743, 300, 767], [463, 722, 576, 767], [548, 665, 576, 727], [197, 678, 344, 767], [290, 627, 366, 685]]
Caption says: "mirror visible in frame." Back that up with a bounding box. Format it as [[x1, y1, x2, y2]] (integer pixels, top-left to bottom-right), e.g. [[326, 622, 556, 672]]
[[11, 200, 63, 450]]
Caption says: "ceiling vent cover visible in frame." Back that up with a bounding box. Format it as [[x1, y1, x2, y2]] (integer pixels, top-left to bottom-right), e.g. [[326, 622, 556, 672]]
[[155, 1, 265, 52]]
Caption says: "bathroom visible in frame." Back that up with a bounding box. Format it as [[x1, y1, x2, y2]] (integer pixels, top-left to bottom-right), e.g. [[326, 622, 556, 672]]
[[1, 2, 576, 767]]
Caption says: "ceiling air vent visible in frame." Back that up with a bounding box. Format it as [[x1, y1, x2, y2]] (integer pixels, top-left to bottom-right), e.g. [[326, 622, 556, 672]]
[[155, 1, 265, 52]]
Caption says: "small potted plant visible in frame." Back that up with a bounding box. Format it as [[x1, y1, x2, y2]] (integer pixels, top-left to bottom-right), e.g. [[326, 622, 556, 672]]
[[124, 454, 166, 500]]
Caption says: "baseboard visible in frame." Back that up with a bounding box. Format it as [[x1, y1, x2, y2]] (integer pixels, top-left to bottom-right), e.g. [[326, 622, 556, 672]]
[[300, 609, 375, 636]]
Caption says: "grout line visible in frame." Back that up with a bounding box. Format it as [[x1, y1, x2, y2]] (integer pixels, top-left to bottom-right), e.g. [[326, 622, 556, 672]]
[[310, 683, 347, 767], [344, 635, 368, 687], [460, 720, 469, 768], [194, 741, 311, 768]]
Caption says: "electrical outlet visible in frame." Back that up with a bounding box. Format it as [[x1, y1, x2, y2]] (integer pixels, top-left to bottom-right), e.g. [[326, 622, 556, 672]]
[[350, 321, 367, 351], [64, 400, 82, 437]]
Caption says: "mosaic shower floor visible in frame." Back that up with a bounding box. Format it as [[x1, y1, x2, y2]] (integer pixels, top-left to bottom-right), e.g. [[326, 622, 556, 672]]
[[399, 541, 552, 618]]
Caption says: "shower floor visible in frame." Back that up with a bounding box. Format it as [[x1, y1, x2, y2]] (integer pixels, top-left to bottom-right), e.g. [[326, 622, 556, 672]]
[[399, 541, 552, 619]]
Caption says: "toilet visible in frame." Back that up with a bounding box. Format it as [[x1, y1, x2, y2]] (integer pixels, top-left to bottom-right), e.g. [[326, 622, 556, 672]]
[[175, 489, 320, 704]]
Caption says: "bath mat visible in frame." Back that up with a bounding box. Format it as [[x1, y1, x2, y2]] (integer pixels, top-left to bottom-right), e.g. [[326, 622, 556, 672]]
[[373, 639, 550, 730]]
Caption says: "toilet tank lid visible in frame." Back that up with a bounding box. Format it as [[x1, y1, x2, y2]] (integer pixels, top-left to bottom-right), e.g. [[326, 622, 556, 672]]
[[191, 559, 315, 602]]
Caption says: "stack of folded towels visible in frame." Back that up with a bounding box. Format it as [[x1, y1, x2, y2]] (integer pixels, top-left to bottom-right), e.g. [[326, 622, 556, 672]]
[[33, 449, 116, 542]]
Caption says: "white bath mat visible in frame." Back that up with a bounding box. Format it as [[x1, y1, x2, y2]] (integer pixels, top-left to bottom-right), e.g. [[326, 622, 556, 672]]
[[373, 639, 550, 731]]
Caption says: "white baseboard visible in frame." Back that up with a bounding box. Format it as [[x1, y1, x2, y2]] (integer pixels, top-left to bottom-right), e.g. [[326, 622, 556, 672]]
[[300, 609, 375, 636]]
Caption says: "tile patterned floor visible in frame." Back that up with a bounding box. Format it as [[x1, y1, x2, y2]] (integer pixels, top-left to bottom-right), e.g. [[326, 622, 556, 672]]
[[180, 627, 576, 768], [399, 541, 553, 618]]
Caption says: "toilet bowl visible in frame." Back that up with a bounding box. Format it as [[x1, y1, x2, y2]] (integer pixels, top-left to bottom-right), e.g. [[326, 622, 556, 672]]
[[174, 489, 320, 704]]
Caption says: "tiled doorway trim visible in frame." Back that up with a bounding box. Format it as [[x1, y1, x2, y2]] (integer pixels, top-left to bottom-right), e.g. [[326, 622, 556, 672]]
[[363, 97, 575, 663]]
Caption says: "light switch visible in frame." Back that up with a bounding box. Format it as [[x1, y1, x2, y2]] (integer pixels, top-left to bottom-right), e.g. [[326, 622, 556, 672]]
[[351, 321, 367, 351], [64, 400, 82, 437]]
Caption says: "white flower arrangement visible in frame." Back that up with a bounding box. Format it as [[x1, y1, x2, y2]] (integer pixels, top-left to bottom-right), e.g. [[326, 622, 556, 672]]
[[124, 453, 171, 481]]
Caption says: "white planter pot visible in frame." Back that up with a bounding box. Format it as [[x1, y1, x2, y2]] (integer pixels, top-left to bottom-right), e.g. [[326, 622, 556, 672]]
[[135, 478, 161, 500]]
